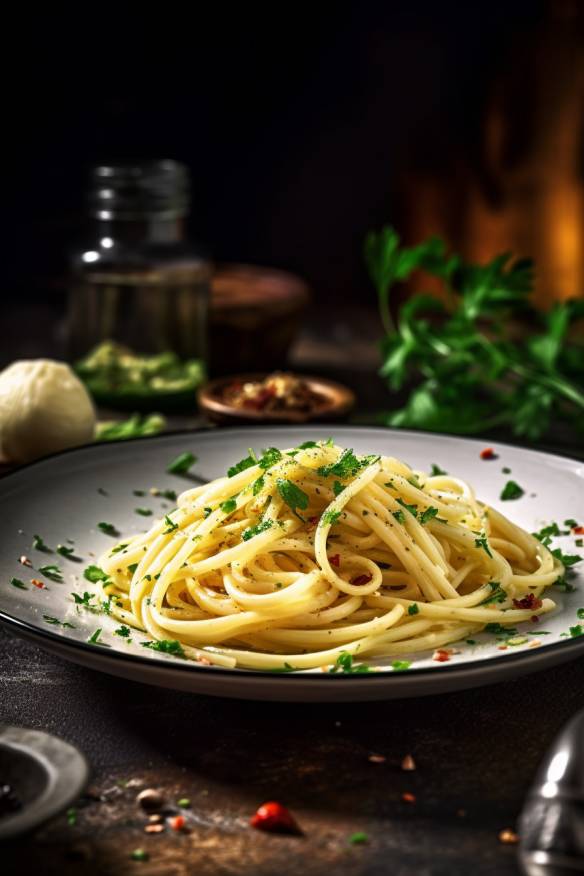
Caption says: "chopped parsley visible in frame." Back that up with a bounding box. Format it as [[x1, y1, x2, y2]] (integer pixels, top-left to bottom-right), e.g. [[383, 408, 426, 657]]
[[332, 480, 345, 497], [258, 447, 283, 469], [551, 548, 582, 568], [87, 628, 105, 645], [56, 544, 76, 559], [220, 498, 237, 515], [474, 534, 493, 558], [329, 651, 371, 673], [133, 489, 146, 497], [32, 534, 51, 552], [141, 639, 186, 658], [322, 510, 342, 526], [500, 480, 524, 501], [160, 489, 177, 501], [242, 520, 274, 541], [430, 464, 447, 476], [10, 577, 27, 589], [83, 565, 109, 583], [97, 521, 118, 536], [163, 515, 179, 534], [203, 507, 213, 518], [38, 564, 63, 582], [167, 451, 197, 475], [419, 506, 439, 525], [127, 563, 138, 574], [252, 476, 265, 496], [72, 591, 95, 606], [134, 507, 152, 516], [481, 582, 506, 605], [43, 615, 75, 628], [115, 626, 131, 638], [569, 625, 583, 638], [577, 608, 584, 619], [532, 522, 561, 546], [227, 452, 257, 478], [396, 498, 417, 517], [391, 660, 411, 671], [564, 518, 578, 529], [407, 603, 419, 615], [276, 479, 309, 521], [298, 440, 318, 449], [317, 448, 363, 480], [485, 623, 518, 636], [392, 510, 406, 525], [111, 543, 129, 554]]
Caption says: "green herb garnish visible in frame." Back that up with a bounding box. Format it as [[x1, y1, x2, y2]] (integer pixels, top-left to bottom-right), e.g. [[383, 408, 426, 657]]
[[72, 591, 94, 606], [317, 448, 363, 480], [500, 480, 525, 501], [407, 604, 419, 616], [167, 451, 197, 475], [252, 476, 265, 496], [115, 626, 131, 638], [258, 447, 283, 470], [220, 498, 237, 514], [391, 660, 411, 671], [95, 413, 166, 442], [474, 534, 493, 558], [43, 615, 75, 628], [134, 507, 152, 517], [276, 479, 310, 521], [348, 832, 369, 845], [83, 565, 109, 583], [322, 510, 342, 526], [332, 480, 345, 497], [396, 498, 417, 517], [111, 543, 129, 554], [298, 440, 319, 449], [163, 515, 179, 534], [141, 639, 186, 658], [32, 534, 51, 552], [87, 628, 104, 644], [481, 582, 506, 605], [97, 521, 118, 536], [430, 464, 447, 476], [419, 506, 439, 525], [329, 651, 371, 673], [10, 577, 27, 590], [38, 564, 63, 582], [227, 453, 257, 478], [242, 520, 274, 541], [56, 544, 76, 559], [392, 510, 406, 525]]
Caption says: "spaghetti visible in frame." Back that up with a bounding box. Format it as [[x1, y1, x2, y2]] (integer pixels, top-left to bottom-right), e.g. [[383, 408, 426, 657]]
[[97, 441, 562, 670]]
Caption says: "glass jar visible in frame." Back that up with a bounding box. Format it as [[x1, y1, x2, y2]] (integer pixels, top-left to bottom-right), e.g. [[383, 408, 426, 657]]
[[67, 160, 211, 362]]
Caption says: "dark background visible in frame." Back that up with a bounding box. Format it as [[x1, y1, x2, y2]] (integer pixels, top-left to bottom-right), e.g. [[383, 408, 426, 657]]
[[7, 0, 582, 324]]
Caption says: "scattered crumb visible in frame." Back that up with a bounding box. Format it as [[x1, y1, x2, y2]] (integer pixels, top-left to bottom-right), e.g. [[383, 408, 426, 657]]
[[401, 754, 416, 771], [498, 828, 519, 844]]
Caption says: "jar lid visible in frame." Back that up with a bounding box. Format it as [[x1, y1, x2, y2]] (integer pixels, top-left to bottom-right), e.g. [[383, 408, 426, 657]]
[[89, 160, 190, 220]]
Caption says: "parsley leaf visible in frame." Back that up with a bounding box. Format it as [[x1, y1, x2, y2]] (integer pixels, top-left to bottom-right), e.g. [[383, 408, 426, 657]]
[[480, 582, 506, 605], [97, 521, 118, 536], [258, 447, 282, 469], [227, 453, 257, 478], [407, 603, 419, 615], [329, 651, 371, 673], [220, 498, 237, 514], [242, 520, 274, 541], [72, 591, 94, 606], [396, 498, 418, 517], [252, 476, 265, 496], [392, 510, 406, 524], [43, 615, 75, 629], [10, 577, 27, 590], [277, 479, 310, 521], [317, 448, 363, 480], [56, 544, 77, 559], [84, 565, 109, 583], [141, 639, 186, 658], [167, 451, 197, 475], [163, 515, 179, 534], [474, 534, 493, 558], [32, 534, 51, 552], [419, 506, 439, 524], [332, 480, 345, 497], [298, 440, 318, 449], [391, 660, 411, 671], [551, 548, 582, 567], [322, 510, 342, 526], [500, 480, 525, 501], [87, 628, 104, 644], [115, 626, 131, 638], [134, 507, 152, 516], [38, 564, 63, 583], [430, 464, 447, 476]]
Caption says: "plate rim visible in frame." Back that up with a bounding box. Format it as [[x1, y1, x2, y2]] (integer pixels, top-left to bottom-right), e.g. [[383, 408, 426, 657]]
[[1, 423, 583, 685]]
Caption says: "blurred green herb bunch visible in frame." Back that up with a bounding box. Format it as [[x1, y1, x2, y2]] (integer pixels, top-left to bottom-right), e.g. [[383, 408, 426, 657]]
[[365, 227, 584, 441]]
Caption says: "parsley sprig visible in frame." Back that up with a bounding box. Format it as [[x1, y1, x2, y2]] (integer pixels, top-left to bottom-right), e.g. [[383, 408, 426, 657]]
[[365, 226, 584, 440]]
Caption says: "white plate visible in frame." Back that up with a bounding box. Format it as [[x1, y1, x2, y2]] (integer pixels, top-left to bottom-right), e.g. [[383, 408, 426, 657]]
[[0, 426, 583, 702]]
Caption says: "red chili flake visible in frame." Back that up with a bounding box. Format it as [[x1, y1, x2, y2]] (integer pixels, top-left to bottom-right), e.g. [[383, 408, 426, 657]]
[[31, 578, 45, 589], [250, 801, 300, 835], [498, 644, 508, 651], [513, 594, 542, 610], [351, 574, 372, 587], [432, 649, 450, 663], [531, 615, 539, 624], [573, 525, 584, 535], [329, 554, 340, 567], [168, 815, 186, 831], [401, 792, 416, 804], [308, 516, 320, 526], [479, 447, 497, 460]]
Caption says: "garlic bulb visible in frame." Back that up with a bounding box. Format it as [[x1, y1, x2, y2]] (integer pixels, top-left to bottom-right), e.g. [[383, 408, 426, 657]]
[[0, 360, 96, 463]]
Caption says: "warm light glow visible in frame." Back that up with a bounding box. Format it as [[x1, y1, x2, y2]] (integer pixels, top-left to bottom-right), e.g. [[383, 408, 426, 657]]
[[82, 251, 100, 263], [100, 237, 114, 249]]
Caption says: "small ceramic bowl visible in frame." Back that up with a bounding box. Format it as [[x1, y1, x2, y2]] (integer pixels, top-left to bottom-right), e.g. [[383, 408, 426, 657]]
[[198, 372, 355, 426]]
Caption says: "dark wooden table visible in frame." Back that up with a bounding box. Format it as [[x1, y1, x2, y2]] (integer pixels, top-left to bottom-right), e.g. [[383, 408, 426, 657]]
[[2, 624, 584, 875]]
